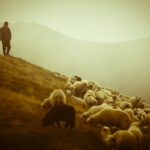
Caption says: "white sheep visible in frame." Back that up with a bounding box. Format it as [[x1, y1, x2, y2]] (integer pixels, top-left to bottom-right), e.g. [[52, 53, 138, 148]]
[[94, 88, 106, 104], [119, 101, 133, 110], [144, 104, 150, 114], [124, 108, 140, 122], [80, 103, 112, 119], [128, 122, 143, 150], [73, 80, 88, 98], [103, 96, 114, 104], [87, 81, 98, 90], [70, 95, 87, 109], [64, 76, 76, 96], [83, 90, 98, 107], [130, 96, 143, 109], [134, 108, 146, 122], [101, 88, 112, 97], [141, 113, 150, 128], [101, 126, 137, 150], [86, 107, 132, 129]]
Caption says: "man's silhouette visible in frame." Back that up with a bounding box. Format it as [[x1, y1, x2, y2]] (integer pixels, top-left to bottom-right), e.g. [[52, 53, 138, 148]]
[[0, 21, 11, 55]]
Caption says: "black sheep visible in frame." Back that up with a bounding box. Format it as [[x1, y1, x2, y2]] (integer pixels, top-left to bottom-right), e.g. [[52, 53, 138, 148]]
[[42, 104, 75, 129]]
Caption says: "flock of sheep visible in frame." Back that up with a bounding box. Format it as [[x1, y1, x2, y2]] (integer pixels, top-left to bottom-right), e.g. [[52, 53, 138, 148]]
[[41, 75, 150, 150]]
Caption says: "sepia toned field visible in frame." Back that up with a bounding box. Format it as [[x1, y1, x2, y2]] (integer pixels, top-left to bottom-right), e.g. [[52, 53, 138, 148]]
[[0, 55, 149, 150]]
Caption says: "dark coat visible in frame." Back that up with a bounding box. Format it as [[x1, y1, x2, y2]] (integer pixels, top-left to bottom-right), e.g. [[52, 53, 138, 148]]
[[42, 104, 75, 129], [0, 26, 11, 41]]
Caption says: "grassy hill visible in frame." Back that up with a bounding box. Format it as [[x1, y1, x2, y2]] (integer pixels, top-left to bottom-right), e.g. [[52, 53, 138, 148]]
[[0, 55, 106, 150]]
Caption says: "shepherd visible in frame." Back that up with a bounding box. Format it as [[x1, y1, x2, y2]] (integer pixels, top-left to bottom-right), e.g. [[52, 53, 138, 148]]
[[0, 21, 12, 55]]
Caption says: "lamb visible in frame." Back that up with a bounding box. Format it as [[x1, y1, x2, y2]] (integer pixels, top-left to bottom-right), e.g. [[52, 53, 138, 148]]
[[42, 104, 75, 129], [101, 126, 137, 150], [86, 107, 132, 129]]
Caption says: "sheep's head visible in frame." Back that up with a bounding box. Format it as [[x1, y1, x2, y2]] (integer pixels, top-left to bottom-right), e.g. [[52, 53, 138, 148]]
[[101, 126, 111, 137], [101, 126, 112, 146], [130, 121, 142, 130]]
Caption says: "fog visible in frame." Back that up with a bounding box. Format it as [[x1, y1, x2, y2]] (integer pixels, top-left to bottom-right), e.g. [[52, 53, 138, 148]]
[[0, 0, 150, 42], [0, 22, 149, 101], [0, 0, 150, 101]]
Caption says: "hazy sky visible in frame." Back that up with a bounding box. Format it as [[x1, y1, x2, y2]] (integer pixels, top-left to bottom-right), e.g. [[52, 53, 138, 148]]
[[0, 0, 150, 42]]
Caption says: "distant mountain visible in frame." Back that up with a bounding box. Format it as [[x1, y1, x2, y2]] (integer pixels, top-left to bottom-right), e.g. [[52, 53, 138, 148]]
[[2, 22, 150, 101]]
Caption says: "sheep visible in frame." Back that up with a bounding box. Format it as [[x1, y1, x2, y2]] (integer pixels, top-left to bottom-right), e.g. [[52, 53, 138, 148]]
[[119, 101, 133, 110], [94, 89, 106, 104], [141, 113, 150, 128], [73, 80, 88, 98], [87, 81, 98, 90], [128, 122, 143, 150], [101, 126, 137, 150], [124, 108, 140, 122], [73, 75, 82, 81], [42, 104, 75, 129], [134, 108, 146, 122], [65, 84, 75, 96], [83, 90, 98, 107], [86, 107, 132, 129], [64, 76, 76, 96], [70, 95, 87, 109], [80, 103, 112, 119], [49, 89, 66, 106], [144, 104, 150, 114], [111, 90, 120, 96], [101, 88, 112, 97], [103, 96, 114, 104], [130, 96, 143, 109]]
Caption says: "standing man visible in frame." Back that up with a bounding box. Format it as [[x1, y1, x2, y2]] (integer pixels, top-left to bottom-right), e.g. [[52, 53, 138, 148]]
[[0, 21, 11, 55]]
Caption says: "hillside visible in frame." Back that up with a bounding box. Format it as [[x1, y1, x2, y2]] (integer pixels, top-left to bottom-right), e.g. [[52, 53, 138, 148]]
[[2, 22, 150, 101], [0, 55, 105, 150], [0, 55, 150, 150]]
